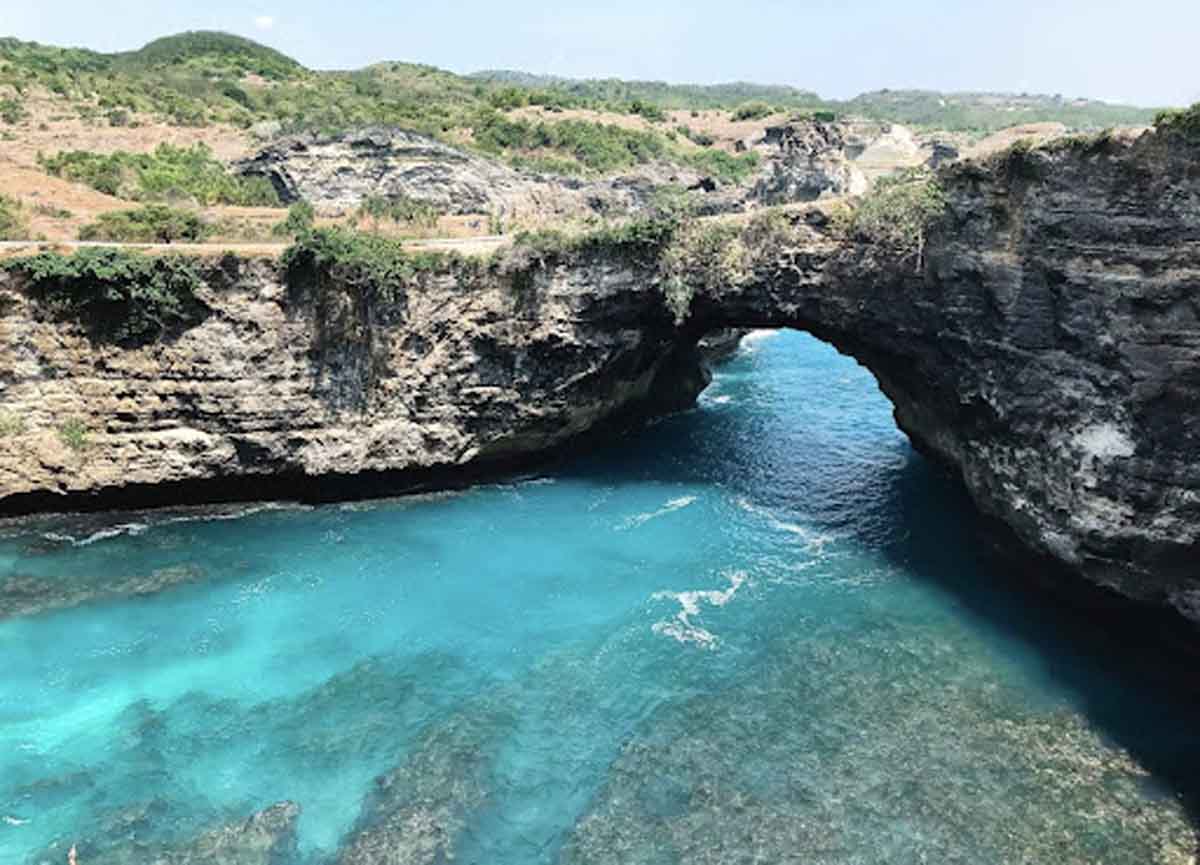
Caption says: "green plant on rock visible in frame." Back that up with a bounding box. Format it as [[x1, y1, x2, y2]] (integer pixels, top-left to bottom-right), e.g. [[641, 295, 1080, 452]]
[[57, 418, 90, 451], [840, 167, 947, 266], [0, 412, 26, 437], [2, 247, 210, 345], [78, 205, 212, 243], [658, 221, 748, 324]]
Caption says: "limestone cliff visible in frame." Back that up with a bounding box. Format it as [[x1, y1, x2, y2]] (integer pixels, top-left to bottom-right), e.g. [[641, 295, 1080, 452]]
[[1, 122, 1198, 635]]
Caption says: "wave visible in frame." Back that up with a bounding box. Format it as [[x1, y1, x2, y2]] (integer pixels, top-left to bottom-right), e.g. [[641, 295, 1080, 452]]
[[36, 502, 308, 548], [734, 497, 834, 554], [651, 570, 747, 649], [738, 329, 781, 355], [42, 523, 149, 547], [620, 495, 697, 530], [2, 815, 29, 827]]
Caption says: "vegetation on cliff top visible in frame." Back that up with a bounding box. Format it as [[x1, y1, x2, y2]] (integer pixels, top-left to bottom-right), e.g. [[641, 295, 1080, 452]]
[[1154, 102, 1200, 140], [832, 167, 947, 265], [282, 227, 468, 305], [2, 247, 211, 345], [40, 143, 280, 206]]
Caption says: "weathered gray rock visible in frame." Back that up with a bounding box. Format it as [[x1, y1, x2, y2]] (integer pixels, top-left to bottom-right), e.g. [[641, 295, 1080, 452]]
[[236, 126, 710, 219], [238, 127, 540, 215], [749, 120, 868, 203]]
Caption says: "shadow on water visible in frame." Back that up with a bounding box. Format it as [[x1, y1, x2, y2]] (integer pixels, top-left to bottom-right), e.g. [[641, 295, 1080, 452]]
[[559, 345, 1200, 844]]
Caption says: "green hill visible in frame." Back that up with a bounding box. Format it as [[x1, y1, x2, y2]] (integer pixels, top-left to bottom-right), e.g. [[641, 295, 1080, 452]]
[[115, 31, 305, 80], [836, 89, 1156, 133]]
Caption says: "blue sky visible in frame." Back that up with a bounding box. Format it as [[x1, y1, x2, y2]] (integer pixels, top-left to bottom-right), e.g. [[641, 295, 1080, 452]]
[[3, 1, 1196, 107]]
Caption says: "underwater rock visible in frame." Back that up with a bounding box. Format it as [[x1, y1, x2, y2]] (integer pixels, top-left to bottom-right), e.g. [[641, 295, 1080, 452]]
[[335, 704, 513, 865], [28, 801, 299, 865]]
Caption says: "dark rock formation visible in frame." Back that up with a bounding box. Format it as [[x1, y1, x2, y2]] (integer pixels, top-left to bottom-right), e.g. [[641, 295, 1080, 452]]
[[2, 126, 1198, 635], [749, 120, 867, 204]]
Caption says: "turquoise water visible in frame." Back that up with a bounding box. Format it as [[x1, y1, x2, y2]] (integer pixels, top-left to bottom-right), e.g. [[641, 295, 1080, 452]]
[[1, 331, 1197, 864]]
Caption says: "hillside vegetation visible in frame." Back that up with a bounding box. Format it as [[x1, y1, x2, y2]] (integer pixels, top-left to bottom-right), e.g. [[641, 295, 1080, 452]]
[[0, 31, 1158, 142], [40, 143, 279, 205]]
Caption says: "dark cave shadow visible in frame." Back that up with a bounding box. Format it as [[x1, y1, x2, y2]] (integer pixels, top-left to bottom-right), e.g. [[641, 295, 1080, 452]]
[[554, 365, 1200, 842]]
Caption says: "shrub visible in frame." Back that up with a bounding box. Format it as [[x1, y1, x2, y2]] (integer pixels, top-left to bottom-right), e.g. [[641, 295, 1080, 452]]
[[675, 125, 715, 147], [57, 419, 90, 452], [658, 221, 747, 323], [282, 227, 458, 307], [0, 193, 29, 240], [681, 148, 759, 184], [272, 200, 315, 238], [732, 101, 773, 122], [40, 143, 280, 205], [1154, 103, 1200, 141], [629, 99, 666, 123], [2, 247, 210, 344], [473, 112, 669, 174], [79, 205, 212, 243], [357, 194, 441, 230], [0, 97, 26, 125]]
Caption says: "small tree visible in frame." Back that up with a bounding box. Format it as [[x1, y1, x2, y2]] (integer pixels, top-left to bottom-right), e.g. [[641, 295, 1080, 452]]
[[272, 200, 316, 238]]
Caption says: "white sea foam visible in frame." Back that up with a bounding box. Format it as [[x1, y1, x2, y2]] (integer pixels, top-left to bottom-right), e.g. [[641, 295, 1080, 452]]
[[734, 497, 834, 554], [42, 523, 148, 547], [3, 815, 29, 826], [738, 329, 781, 355], [652, 570, 747, 649], [39, 502, 308, 547], [620, 495, 697, 530]]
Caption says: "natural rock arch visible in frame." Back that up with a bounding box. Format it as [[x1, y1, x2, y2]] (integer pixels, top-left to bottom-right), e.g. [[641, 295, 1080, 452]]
[[0, 127, 1197, 636]]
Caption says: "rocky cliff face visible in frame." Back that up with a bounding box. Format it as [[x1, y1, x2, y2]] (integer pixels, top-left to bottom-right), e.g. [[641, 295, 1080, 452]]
[[1, 124, 1197, 635], [0, 245, 696, 513]]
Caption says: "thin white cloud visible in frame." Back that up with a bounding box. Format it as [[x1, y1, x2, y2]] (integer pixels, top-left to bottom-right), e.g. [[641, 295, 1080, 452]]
[[254, 15, 275, 31]]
